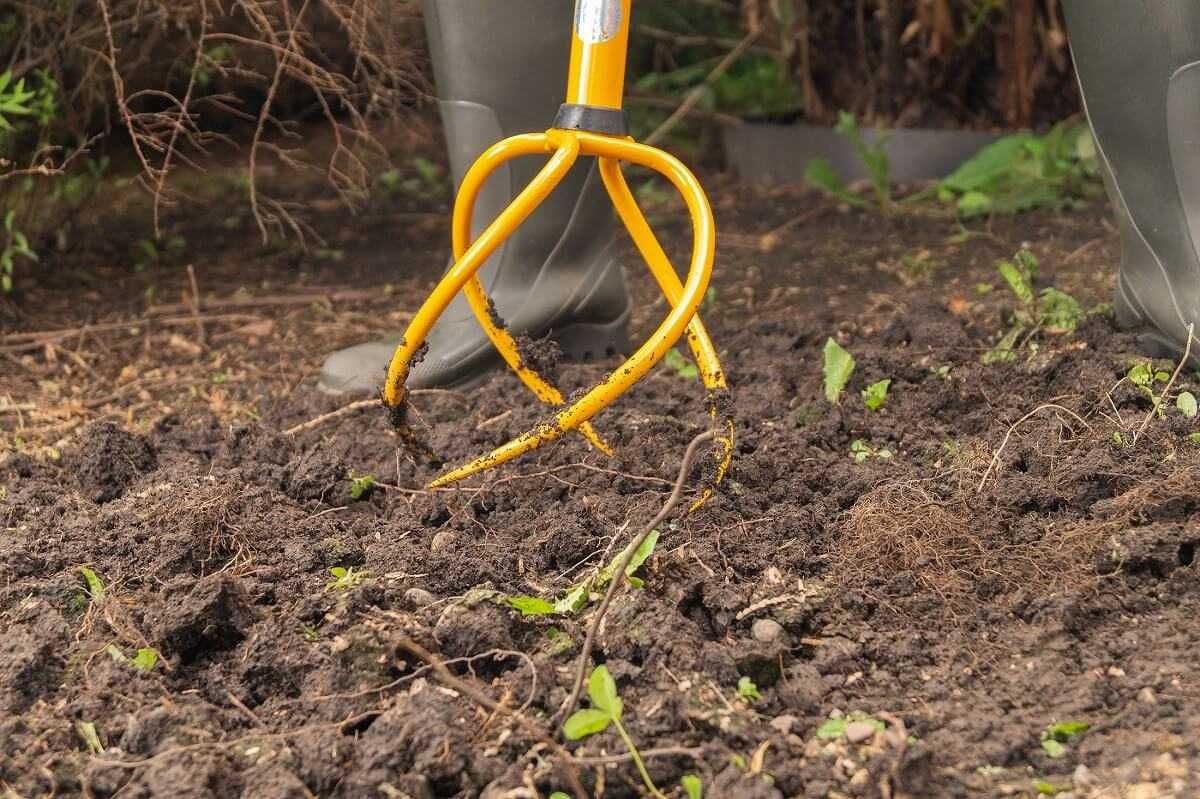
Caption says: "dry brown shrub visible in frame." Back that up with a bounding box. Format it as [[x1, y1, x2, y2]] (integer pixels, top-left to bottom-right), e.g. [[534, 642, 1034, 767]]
[[2, 0, 427, 247]]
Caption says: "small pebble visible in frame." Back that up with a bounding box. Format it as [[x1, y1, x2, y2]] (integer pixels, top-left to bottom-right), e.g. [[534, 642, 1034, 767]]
[[769, 714, 797, 734], [844, 721, 877, 744], [1137, 686, 1158, 705], [1073, 764, 1095, 788], [405, 587, 437, 608], [430, 530, 460, 553], [849, 768, 870, 788], [752, 618, 785, 643]]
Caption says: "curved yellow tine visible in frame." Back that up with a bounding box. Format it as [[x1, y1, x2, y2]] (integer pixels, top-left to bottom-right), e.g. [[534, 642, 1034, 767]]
[[452, 132, 611, 455], [428, 132, 716, 488], [382, 133, 572, 409], [596, 156, 733, 509], [596, 157, 723, 387]]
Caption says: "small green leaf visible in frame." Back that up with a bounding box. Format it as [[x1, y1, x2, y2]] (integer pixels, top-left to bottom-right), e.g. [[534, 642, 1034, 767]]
[[736, 676, 762, 703], [997, 259, 1034, 307], [1044, 720, 1090, 741], [816, 718, 848, 740], [348, 473, 375, 500], [823, 338, 856, 403], [75, 721, 104, 754], [563, 708, 612, 740], [597, 530, 659, 589], [131, 648, 159, 672], [957, 190, 993, 217], [506, 596, 557, 616], [664, 348, 700, 379], [1128, 362, 1154, 388], [1040, 739, 1066, 758], [1177, 391, 1197, 419], [549, 793, 573, 799], [862, 379, 891, 411], [79, 567, 105, 601], [588, 665, 623, 720], [554, 582, 590, 614], [681, 774, 703, 799], [804, 158, 866, 208], [1033, 779, 1067, 795]]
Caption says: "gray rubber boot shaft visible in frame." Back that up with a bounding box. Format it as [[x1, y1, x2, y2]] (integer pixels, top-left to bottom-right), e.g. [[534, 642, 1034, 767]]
[[1063, 1, 1200, 359], [318, 0, 629, 394]]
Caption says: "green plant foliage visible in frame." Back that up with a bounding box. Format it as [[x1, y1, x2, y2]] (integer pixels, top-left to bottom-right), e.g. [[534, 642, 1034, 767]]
[[506, 596, 557, 617], [1128, 362, 1171, 418], [1, 208, 36, 292], [596, 530, 659, 590], [823, 338, 856, 403], [105, 644, 160, 673], [348, 472, 375, 500], [325, 566, 367, 591], [1040, 720, 1089, 758], [0, 70, 36, 132], [506, 531, 660, 617], [562, 665, 663, 796], [862, 379, 891, 411], [1177, 391, 1198, 419], [805, 112, 892, 211], [850, 439, 893, 462], [75, 721, 105, 754], [664, 348, 700, 379], [79, 567, 106, 602], [804, 158, 866, 208], [938, 120, 1101, 217], [681, 775, 703, 799], [815, 713, 885, 741], [736, 676, 762, 703], [985, 249, 1084, 363]]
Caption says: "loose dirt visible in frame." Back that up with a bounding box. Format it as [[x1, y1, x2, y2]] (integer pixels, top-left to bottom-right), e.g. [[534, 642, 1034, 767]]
[[2, 163, 1197, 798]]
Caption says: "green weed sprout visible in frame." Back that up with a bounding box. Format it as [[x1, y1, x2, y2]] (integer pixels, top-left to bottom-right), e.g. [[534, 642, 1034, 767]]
[[823, 338, 855, 403], [105, 644, 160, 673], [79, 567, 106, 602], [938, 119, 1100, 218], [862, 379, 891, 411], [348, 472, 375, 500], [816, 712, 885, 741], [1040, 720, 1089, 758], [505, 531, 659, 617], [326, 566, 368, 591], [850, 439, 893, 462], [564, 665, 664, 798], [985, 249, 1083, 363], [736, 676, 762, 703], [664, 348, 700, 379], [805, 111, 892, 212]]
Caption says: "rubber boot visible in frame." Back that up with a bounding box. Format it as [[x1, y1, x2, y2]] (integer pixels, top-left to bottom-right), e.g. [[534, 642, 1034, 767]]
[[319, 0, 631, 394], [1063, 1, 1200, 363]]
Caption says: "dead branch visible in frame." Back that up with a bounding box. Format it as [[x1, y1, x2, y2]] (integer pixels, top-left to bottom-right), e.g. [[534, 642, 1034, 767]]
[[555, 429, 718, 727]]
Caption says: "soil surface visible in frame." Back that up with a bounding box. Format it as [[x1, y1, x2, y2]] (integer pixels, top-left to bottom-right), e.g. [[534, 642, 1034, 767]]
[[2, 156, 1198, 799]]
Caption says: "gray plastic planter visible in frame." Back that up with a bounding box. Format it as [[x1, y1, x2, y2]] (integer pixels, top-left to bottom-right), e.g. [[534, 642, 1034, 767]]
[[722, 122, 1001, 185]]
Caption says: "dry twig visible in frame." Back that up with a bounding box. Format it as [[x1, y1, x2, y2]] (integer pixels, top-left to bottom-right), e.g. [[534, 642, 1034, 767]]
[[555, 429, 718, 726]]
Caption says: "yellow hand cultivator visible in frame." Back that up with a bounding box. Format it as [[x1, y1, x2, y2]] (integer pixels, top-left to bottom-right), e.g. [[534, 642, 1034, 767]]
[[383, 0, 733, 500]]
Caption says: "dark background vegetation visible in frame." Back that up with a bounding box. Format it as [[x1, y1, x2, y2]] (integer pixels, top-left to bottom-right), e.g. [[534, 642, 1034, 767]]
[[0, 0, 1080, 292]]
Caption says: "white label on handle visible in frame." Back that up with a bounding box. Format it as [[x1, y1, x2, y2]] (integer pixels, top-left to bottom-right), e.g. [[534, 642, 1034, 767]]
[[575, 0, 622, 44]]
